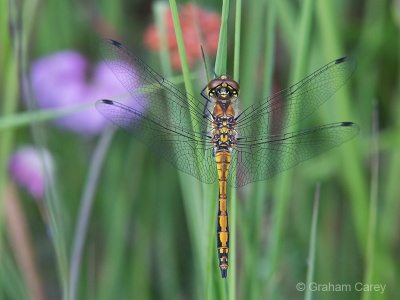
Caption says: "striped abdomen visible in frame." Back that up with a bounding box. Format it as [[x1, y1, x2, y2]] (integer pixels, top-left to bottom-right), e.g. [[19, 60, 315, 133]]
[[215, 151, 230, 278]]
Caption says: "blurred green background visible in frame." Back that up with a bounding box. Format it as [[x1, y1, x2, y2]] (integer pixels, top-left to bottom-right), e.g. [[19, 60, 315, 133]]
[[1, 0, 399, 299]]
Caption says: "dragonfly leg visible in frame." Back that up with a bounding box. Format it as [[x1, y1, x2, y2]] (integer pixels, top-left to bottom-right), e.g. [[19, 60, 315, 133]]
[[201, 86, 212, 118]]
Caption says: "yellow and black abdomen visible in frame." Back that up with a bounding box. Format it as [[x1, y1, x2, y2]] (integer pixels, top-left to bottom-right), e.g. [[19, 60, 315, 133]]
[[215, 150, 230, 277]]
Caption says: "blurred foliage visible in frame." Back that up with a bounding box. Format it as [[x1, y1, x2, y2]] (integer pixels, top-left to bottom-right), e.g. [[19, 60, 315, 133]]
[[1, 0, 399, 299]]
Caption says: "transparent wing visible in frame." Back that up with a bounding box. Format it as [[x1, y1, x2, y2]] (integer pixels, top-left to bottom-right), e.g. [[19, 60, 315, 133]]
[[98, 39, 210, 133], [96, 100, 217, 183], [97, 40, 359, 187], [236, 57, 357, 136], [227, 122, 359, 187]]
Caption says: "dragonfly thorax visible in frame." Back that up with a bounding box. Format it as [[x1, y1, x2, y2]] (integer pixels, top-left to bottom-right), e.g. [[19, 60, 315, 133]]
[[211, 113, 237, 153]]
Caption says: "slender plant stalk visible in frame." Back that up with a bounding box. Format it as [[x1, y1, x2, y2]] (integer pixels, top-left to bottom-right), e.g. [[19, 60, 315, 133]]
[[168, 1, 207, 297], [316, 0, 368, 251], [233, 0, 241, 81], [361, 102, 379, 300], [69, 127, 115, 300], [290, 0, 315, 82], [5, 184, 46, 300], [19, 3, 71, 299], [153, 4, 190, 296], [256, 1, 277, 298], [0, 102, 93, 131], [0, 1, 20, 254], [214, 0, 229, 76], [169, 0, 193, 95], [304, 183, 320, 300], [6, 1, 70, 299], [268, 0, 316, 290], [225, 0, 241, 297], [154, 2, 173, 79], [262, 0, 276, 98]]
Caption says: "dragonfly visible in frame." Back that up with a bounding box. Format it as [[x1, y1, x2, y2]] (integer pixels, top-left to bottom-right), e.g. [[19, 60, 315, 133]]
[[96, 39, 359, 278]]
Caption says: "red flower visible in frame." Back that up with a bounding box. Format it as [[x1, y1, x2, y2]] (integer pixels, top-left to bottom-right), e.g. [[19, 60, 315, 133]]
[[143, 4, 221, 70]]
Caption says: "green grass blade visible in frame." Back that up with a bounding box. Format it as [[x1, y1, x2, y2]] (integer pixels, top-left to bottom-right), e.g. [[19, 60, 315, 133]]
[[233, 0, 241, 81], [304, 184, 320, 300], [214, 0, 229, 76], [69, 127, 115, 300], [0, 103, 93, 131], [168, 0, 193, 95], [168, 1, 206, 296], [268, 0, 316, 295], [19, 2, 70, 297], [361, 103, 379, 300], [316, 0, 369, 251]]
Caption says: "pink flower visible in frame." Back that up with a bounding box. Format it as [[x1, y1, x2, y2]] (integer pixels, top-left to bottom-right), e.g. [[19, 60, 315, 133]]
[[143, 4, 221, 70], [31, 51, 128, 135], [8, 147, 54, 200]]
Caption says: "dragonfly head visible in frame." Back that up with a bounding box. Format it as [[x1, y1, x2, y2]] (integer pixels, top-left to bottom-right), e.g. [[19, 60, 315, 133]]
[[207, 75, 240, 101]]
